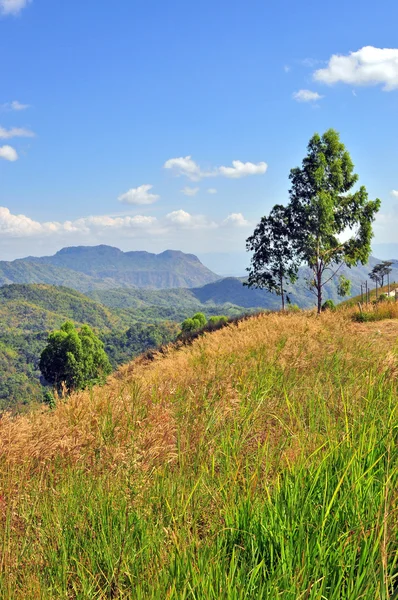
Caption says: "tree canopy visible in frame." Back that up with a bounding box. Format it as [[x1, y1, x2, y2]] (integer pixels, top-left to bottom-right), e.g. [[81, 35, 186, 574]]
[[245, 204, 299, 309], [39, 321, 112, 393]]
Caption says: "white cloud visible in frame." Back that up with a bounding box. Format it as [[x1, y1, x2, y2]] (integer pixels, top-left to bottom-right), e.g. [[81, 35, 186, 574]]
[[166, 209, 216, 229], [391, 190, 398, 198], [164, 156, 268, 180], [218, 160, 268, 178], [1, 100, 30, 111], [207, 188, 217, 194], [118, 184, 160, 205], [11, 100, 29, 110], [0, 0, 31, 15], [284, 65, 291, 73], [293, 89, 324, 102], [164, 156, 203, 181], [314, 46, 398, 91], [0, 145, 18, 161], [0, 126, 35, 139], [222, 213, 250, 227], [181, 186, 199, 197], [0, 206, 158, 237]]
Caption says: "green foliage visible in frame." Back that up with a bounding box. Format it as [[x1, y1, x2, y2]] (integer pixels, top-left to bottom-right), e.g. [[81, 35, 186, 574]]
[[40, 322, 112, 393], [191, 312, 207, 327], [336, 275, 351, 298], [322, 299, 336, 311], [288, 129, 380, 312], [208, 315, 228, 325], [181, 318, 199, 333], [286, 303, 300, 312], [43, 389, 56, 409], [246, 204, 299, 310], [102, 322, 179, 369], [181, 312, 208, 333]]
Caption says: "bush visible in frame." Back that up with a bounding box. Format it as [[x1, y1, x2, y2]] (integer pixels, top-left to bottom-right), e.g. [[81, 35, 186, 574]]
[[378, 293, 388, 303], [192, 313, 207, 328], [208, 315, 229, 326], [287, 304, 300, 313], [322, 299, 336, 312], [42, 389, 56, 409]]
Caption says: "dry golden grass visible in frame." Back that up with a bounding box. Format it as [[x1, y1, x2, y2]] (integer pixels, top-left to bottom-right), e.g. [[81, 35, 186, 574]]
[[0, 309, 394, 476]]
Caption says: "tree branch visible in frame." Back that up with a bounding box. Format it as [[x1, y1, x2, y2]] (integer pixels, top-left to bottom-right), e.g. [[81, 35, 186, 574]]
[[321, 262, 344, 287]]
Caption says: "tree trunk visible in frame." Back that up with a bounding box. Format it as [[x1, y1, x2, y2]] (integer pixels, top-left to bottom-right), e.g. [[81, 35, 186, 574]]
[[280, 274, 285, 311], [316, 265, 322, 314]]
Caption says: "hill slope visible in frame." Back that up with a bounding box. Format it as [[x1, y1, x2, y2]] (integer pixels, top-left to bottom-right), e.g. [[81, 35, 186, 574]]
[[0, 311, 396, 597], [2, 245, 220, 290], [88, 256, 398, 313], [0, 284, 181, 411]]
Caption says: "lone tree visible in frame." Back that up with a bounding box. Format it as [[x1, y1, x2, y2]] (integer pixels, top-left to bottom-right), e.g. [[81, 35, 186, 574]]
[[245, 204, 299, 310], [40, 321, 112, 394], [369, 261, 393, 289], [288, 129, 380, 313]]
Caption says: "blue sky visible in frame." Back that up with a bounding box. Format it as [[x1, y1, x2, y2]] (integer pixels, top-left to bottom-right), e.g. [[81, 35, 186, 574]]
[[1, 0, 398, 274]]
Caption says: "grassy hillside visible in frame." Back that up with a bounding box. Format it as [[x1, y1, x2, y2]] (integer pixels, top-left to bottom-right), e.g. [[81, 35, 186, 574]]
[[0, 310, 396, 598]]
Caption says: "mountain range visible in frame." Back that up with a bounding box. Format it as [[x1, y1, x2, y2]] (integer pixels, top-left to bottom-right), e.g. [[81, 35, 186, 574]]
[[2, 245, 397, 307], [0, 246, 220, 291]]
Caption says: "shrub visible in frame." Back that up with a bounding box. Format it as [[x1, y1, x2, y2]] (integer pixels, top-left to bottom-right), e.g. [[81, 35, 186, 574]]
[[322, 299, 336, 312], [208, 315, 229, 326], [378, 293, 388, 303], [286, 304, 300, 313], [42, 389, 56, 409], [192, 312, 207, 328], [181, 318, 199, 333]]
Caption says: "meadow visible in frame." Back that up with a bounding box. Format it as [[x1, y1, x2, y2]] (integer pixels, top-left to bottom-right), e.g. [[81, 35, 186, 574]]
[[0, 308, 397, 598]]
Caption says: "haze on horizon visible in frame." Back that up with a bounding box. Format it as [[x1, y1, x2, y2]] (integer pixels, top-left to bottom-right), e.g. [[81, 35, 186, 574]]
[[1, 0, 398, 273]]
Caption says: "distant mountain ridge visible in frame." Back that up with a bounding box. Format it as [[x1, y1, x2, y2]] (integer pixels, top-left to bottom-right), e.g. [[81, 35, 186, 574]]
[[0, 245, 220, 291]]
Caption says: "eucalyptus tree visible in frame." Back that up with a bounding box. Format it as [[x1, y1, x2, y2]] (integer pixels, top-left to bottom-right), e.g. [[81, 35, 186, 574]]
[[288, 129, 380, 313], [245, 204, 299, 310]]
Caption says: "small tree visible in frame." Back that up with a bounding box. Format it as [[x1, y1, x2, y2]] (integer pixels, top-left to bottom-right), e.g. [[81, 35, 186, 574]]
[[40, 321, 112, 394], [369, 261, 393, 289], [288, 129, 380, 313], [245, 204, 299, 310]]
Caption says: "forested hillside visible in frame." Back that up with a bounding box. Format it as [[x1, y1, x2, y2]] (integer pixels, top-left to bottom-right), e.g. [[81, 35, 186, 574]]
[[0, 284, 248, 412]]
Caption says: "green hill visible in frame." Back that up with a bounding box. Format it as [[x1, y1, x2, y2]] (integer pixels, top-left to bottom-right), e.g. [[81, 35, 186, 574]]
[[0, 284, 124, 333]]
